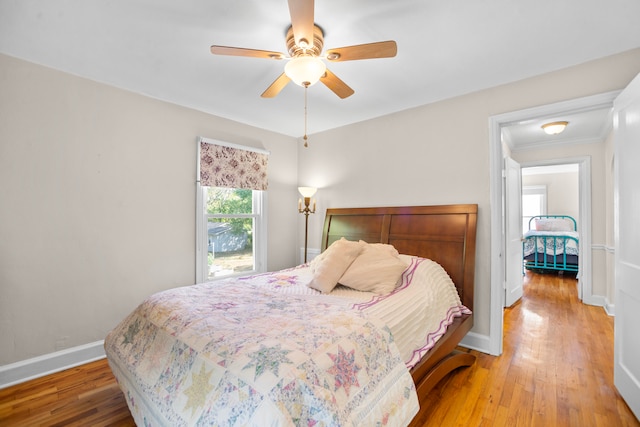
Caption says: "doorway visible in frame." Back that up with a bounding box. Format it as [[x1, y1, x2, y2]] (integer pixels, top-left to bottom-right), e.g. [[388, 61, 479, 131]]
[[502, 155, 591, 309], [487, 90, 619, 356], [512, 159, 588, 303], [519, 162, 580, 291]]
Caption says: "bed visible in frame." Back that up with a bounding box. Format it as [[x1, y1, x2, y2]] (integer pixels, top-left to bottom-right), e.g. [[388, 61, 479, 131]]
[[104, 204, 478, 426], [523, 215, 579, 274]]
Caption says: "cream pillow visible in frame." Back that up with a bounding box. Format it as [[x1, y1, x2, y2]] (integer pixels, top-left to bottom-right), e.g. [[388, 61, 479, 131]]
[[359, 241, 399, 256], [308, 247, 325, 272], [339, 243, 408, 294], [308, 238, 365, 293]]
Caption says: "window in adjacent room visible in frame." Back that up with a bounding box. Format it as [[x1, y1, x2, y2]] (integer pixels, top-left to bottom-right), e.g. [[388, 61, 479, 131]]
[[522, 185, 547, 231], [196, 138, 269, 283]]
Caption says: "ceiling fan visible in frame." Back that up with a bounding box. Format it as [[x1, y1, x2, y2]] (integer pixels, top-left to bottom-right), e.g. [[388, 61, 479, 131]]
[[210, 0, 397, 99]]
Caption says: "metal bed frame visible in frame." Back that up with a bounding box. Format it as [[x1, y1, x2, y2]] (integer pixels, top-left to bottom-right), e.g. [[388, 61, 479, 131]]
[[523, 215, 579, 273]]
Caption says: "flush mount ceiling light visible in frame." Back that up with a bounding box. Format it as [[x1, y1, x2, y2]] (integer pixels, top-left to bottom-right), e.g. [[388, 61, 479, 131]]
[[541, 121, 569, 135]]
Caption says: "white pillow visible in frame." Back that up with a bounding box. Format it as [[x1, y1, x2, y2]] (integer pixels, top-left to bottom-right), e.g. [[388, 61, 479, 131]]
[[551, 219, 574, 231], [339, 243, 408, 295], [535, 218, 573, 232], [308, 238, 365, 293], [534, 219, 552, 231]]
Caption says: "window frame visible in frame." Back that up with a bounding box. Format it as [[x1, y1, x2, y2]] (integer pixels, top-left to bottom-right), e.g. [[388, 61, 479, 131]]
[[522, 185, 547, 231], [196, 186, 267, 283]]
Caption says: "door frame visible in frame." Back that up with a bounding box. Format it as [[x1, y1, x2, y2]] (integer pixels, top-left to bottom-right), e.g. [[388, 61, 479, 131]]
[[488, 90, 619, 356]]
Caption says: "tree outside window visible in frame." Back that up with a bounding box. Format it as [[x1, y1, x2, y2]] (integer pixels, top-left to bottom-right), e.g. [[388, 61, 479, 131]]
[[201, 187, 264, 280]]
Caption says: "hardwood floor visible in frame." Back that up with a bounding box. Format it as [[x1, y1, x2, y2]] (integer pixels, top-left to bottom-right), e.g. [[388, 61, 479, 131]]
[[414, 270, 639, 426], [1, 270, 638, 426], [0, 359, 135, 427]]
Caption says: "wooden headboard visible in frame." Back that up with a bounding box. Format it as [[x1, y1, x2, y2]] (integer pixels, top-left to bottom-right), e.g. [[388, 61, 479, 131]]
[[321, 204, 477, 311]]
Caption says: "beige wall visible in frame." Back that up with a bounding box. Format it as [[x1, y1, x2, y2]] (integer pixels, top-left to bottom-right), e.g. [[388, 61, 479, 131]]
[[521, 170, 580, 228], [0, 54, 299, 365], [298, 48, 640, 337]]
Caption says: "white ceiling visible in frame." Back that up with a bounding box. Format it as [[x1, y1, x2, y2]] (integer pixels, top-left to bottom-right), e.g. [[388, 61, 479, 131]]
[[1, 0, 639, 138], [522, 164, 579, 176], [502, 106, 614, 152]]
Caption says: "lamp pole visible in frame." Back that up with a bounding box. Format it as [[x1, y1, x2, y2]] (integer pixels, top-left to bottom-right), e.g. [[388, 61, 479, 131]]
[[303, 199, 310, 263], [298, 189, 316, 263]]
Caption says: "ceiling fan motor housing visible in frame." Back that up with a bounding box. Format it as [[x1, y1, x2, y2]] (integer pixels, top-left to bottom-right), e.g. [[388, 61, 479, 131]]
[[286, 25, 324, 57]]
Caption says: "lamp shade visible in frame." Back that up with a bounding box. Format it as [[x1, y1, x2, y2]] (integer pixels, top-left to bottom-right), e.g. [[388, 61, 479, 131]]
[[285, 56, 326, 87], [298, 186, 317, 198], [541, 121, 568, 135]]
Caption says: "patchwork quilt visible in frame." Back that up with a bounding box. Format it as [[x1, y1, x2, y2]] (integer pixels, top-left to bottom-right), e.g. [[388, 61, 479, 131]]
[[105, 269, 419, 426]]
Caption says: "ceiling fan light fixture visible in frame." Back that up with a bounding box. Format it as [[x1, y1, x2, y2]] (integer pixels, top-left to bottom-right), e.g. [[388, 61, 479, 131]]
[[285, 56, 326, 87], [541, 121, 569, 135]]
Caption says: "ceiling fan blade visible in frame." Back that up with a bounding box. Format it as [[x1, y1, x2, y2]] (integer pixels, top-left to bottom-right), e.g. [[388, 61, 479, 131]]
[[320, 69, 354, 99], [261, 73, 291, 98], [325, 41, 397, 62], [288, 0, 315, 48], [210, 45, 285, 60]]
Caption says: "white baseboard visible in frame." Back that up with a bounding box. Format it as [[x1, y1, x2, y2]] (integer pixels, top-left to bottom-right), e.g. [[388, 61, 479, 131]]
[[460, 331, 494, 355], [583, 293, 607, 308], [604, 299, 615, 316], [0, 340, 106, 389]]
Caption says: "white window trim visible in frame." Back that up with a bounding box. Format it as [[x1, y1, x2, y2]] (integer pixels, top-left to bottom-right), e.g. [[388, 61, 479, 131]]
[[522, 185, 547, 230], [198, 136, 270, 155], [523, 184, 547, 200], [195, 185, 268, 283]]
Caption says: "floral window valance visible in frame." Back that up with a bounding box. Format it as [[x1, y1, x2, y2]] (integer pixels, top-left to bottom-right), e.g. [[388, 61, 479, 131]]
[[199, 138, 269, 191]]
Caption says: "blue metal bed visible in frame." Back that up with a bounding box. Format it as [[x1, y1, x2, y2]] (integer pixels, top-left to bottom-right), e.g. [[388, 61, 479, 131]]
[[523, 215, 579, 273]]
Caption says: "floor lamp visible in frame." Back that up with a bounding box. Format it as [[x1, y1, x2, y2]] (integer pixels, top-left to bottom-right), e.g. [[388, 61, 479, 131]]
[[298, 187, 317, 263]]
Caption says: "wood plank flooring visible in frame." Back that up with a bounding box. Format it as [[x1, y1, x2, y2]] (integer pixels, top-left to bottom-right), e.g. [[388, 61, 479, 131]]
[[414, 270, 639, 426], [0, 359, 134, 426], [1, 270, 638, 426]]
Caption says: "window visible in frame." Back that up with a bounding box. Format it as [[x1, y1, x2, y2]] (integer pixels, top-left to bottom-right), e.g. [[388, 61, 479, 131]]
[[197, 187, 266, 282], [196, 137, 269, 283], [522, 185, 547, 231]]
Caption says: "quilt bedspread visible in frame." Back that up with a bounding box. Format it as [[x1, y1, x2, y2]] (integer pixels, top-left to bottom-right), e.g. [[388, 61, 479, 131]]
[[105, 275, 419, 426], [523, 230, 579, 257]]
